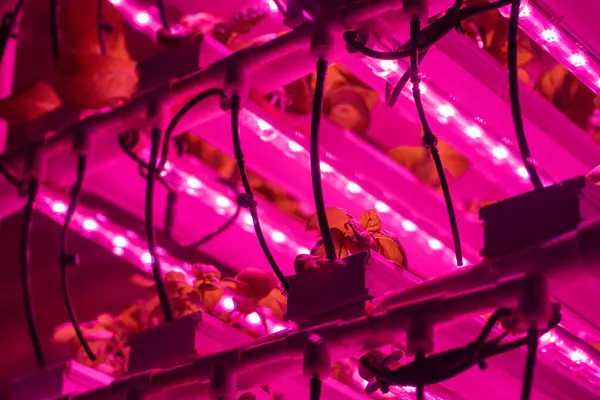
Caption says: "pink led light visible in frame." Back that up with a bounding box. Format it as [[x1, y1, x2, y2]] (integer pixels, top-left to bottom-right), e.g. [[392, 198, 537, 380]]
[[541, 29, 559, 43], [244, 214, 254, 225], [134, 11, 151, 26], [247, 312, 262, 325], [428, 238, 443, 250], [215, 195, 232, 208], [438, 104, 456, 118], [569, 53, 587, 67], [271, 324, 286, 333], [570, 350, 589, 364], [82, 219, 99, 231], [374, 201, 390, 213], [492, 146, 510, 160], [288, 140, 303, 152], [112, 235, 128, 248], [271, 231, 286, 243], [517, 166, 529, 179], [108, 0, 122, 4], [257, 118, 278, 141], [221, 297, 235, 311], [320, 162, 333, 173], [297, 247, 311, 255], [465, 126, 483, 139], [52, 201, 67, 214], [141, 252, 152, 264], [346, 181, 362, 193], [186, 177, 202, 189], [505, 1, 600, 96], [113, 247, 124, 256], [401, 220, 418, 232], [268, 0, 279, 12]]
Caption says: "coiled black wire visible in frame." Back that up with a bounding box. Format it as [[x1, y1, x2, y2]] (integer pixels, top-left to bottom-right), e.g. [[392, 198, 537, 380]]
[[59, 155, 96, 361], [230, 94, 289, 291]]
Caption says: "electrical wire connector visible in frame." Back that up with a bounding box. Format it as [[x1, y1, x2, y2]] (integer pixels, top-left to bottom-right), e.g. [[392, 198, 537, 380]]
[[58, 253, 78, 267], [422, 133, 439, 150], [209, 362, 237, 400], [406, 317, 435, 356], [518, 274, 551, 329], [224, 51, 250, 107], [402, 0, 429, 21], [303, 334, 331, 379], [237, 193, 257, 210], [310, 23, 333, 60]]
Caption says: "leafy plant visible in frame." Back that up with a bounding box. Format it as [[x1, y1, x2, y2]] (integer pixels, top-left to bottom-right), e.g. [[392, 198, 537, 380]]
[[295, 208, 407, 273], [53, 265, 287, 376]]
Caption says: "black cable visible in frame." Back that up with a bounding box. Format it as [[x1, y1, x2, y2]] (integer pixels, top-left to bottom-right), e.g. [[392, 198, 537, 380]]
[[409, 19, 463, 267], [230, 94, 289, 292], [385, 49, 427, 107], [97, 0, 106, 55], [50, 0, 59, 64], [507, 0, 543, 190], [342, 0, 512, 60], [0, 163, 25, 186], [156, 88, 225, 174], [157, 0, 169, 31], [0, 0, 25, 66], [59, 156, 96, 361], [385, 0, 461, 107], [309, 377, 322, 400], [520, 327, 539, 400], [146, 126, 174, 322], [310, 58, 336, 262], [415, 353, 425, 400], [358, 307, 561, 390], [118, 132, 242, 252], [164, 180, 242, 248], [21, 179, 46, 369]]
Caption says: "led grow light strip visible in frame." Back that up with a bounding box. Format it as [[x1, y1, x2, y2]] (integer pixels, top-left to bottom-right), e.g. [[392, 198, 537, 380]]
[[360, 56, 555, 191], [37, 187, 600, 395], [134, 147, 311, 258], [241, 109, 470, 266], [37, 190, 292, 334], [498, 1, 600, 97], [108, 0, 279, 41]]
